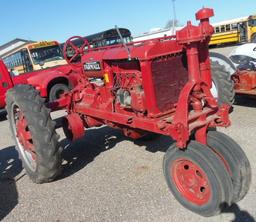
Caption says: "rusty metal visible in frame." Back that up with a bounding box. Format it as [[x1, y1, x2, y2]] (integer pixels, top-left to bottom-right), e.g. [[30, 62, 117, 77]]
[[232, 70, 256, 95]]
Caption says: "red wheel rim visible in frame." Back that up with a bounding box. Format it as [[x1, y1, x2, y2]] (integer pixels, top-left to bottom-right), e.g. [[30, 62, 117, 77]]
[[16, 111, 36, 161], [171, 158, 212, 205], [10, 104, 37, 171]]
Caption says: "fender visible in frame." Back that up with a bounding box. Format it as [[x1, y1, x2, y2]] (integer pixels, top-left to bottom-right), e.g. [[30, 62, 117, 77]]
[[27, 66, 72, 97]]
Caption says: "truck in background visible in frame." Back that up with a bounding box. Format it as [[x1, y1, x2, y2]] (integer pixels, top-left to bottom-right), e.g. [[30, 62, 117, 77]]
[[0, 40, 82, 113]]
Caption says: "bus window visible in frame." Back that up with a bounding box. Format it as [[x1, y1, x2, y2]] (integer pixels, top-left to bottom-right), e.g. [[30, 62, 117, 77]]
[[29, 45, 63, 65], [249, 19, 256, 27], [221, 25, 225, 32], [231, 23, 238, 30], [215, 27, 220, 33], [125, 37, 132, 43], [3, 49, 34, 75], [226, 24, 231, 31], [4, 51, 25, 75]]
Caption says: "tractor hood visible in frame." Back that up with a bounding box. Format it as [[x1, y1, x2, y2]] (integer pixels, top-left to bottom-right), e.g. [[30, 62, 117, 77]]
[[81, 38, 183, 63]]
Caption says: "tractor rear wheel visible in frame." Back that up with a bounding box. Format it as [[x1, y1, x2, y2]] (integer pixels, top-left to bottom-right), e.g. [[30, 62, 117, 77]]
[[6, 84, 62, 183], [207, 131, 251, 202], [211, 61, 235, 106], [163, 141, 233, 216], [49, 83, 69, 102]]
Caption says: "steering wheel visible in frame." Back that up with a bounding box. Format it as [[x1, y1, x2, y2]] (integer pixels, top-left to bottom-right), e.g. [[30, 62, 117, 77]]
[[63, 36, 90, 67]]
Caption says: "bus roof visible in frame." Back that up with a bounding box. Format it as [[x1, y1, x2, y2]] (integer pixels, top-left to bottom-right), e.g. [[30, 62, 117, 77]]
[[1, 40, 60, 58], [28, 41, 59, 49], [70, 28, 131, 46], [86, 28, 131, 42], [212, 16, 249, 27]]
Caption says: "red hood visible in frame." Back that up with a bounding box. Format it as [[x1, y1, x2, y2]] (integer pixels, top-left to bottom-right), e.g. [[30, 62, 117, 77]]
[[81, 38, 183, 63]]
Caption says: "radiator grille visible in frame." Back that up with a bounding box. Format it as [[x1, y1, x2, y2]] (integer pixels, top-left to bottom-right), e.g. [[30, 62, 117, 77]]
[[151, 53, 188, 112]]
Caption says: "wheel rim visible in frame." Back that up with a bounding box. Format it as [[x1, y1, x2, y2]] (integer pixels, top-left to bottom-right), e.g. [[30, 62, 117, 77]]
[[11, 103, 36, 171], [171, 158, 212, 205]]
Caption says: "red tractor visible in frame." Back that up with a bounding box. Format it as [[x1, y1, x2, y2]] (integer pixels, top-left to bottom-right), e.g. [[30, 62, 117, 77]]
[[6, 8, 251, 216]]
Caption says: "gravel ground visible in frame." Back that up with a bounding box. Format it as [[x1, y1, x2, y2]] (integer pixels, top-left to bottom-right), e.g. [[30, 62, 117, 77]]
[[210, 45, 236, 57], [1, 46, 256, 222]]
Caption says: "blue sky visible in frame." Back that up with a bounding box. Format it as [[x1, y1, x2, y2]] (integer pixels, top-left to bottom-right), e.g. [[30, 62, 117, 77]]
[[0, 0, 256, 45]]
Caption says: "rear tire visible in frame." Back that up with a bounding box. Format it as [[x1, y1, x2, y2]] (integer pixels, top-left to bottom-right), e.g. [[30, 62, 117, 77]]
[[211, 61, 235, 106], [6, 84, 62, 183], [207, 131, 251, 202], [163, 141, 233, 216], [49, 83, 69, 102]]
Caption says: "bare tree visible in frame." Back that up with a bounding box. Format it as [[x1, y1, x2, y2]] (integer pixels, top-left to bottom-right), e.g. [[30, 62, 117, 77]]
[[165, 19, 181, 29]]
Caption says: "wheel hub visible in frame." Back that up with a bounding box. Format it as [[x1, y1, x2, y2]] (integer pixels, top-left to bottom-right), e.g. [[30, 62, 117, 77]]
[[16, 111, 36, 160], [171, 159, 211, 205]]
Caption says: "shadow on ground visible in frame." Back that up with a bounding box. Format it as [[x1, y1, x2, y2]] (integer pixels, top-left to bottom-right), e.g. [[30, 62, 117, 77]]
[[234, 95, 256, 108], [0, 146, 22, 220], [59, 126, 174, 180], [0, 111, 7, 122], [221, 202, 255, 222]]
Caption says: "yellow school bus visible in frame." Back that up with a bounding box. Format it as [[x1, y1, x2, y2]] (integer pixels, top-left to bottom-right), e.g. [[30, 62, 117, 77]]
[[3, 41, 67, 75], [210, 15, 256, 46]]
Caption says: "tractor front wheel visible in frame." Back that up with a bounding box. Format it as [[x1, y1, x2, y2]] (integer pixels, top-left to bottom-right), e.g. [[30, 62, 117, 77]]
[[163, 141, 233, 216], [6, 84, 62, 183], [207, 131, 251, 202]]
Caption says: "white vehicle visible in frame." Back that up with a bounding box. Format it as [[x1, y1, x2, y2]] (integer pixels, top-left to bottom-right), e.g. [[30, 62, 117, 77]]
[[133, 27, 181, 42], [229, 43, 256, 70]]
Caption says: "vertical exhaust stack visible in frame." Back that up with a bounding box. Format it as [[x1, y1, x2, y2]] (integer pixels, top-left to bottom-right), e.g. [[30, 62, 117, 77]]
[[115, 25, 131, 60]]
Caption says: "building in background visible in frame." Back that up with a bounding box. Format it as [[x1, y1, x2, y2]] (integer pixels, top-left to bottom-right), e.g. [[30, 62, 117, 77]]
[[0, 38, 34, 59]]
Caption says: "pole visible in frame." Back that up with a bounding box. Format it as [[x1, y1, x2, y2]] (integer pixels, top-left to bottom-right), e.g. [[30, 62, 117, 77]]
[[172, 0, 176, 35]]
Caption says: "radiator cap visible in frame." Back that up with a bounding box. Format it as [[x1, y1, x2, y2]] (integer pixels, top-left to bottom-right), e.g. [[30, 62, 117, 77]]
[[196, 8, 214, 20]]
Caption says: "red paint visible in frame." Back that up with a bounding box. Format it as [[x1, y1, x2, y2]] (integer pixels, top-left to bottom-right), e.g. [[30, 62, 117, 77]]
[[63, 113, 85, 140], [49, 8, 230, 149], [16, 112, 36, 160], [171, 159, 212, 205], [0, 60, 80, 109], [63, 36, 91, 68], [232, 70, 256, 94], [0, 60, 13, 108]]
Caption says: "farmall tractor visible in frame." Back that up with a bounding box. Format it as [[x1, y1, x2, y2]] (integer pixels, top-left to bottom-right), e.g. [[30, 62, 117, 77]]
[[6, 8, 251, 216]]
